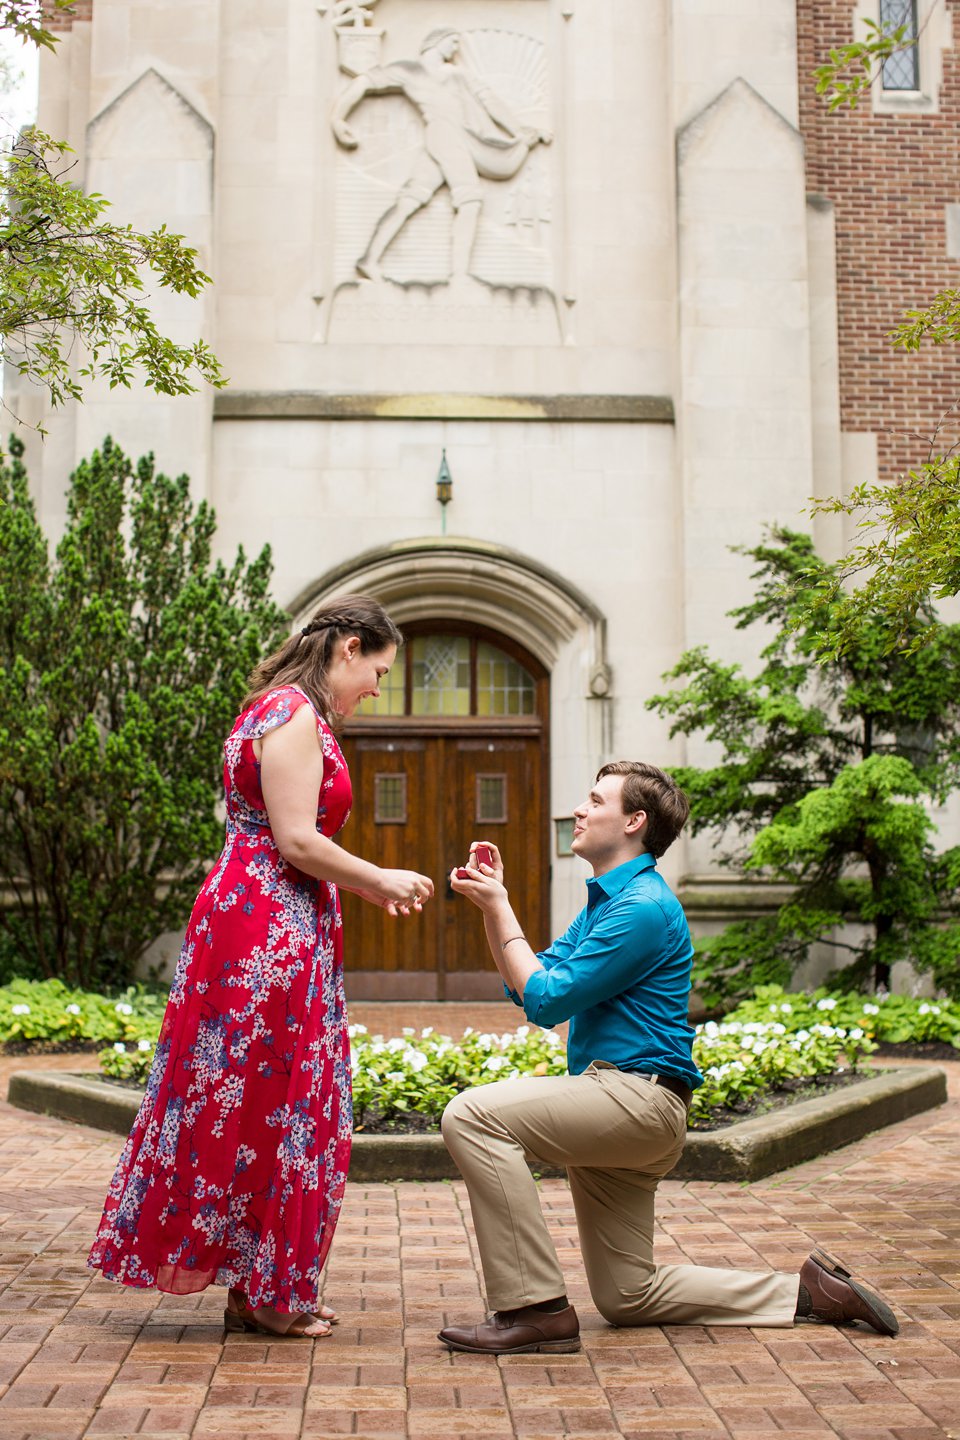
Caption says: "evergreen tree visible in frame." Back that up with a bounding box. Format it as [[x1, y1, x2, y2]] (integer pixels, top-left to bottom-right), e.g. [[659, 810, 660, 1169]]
[[649, 529, 960, 1007], [0, 436, 288, 985]]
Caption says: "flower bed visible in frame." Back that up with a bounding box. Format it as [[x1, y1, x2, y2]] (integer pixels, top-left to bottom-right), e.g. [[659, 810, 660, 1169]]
[[98, 1016, 875, 1131], [4, 978, 956, 1133]]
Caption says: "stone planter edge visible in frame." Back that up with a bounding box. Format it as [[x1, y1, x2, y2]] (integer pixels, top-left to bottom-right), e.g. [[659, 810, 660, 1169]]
[[6, 1064, 946, 1185]]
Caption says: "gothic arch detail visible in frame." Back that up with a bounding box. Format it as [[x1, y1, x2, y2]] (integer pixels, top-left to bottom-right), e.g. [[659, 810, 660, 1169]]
[[289, 538, 611, 696]]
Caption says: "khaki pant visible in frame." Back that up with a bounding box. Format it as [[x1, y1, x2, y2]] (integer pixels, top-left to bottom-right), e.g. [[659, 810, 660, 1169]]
[[441, 1062, 800, 1326]]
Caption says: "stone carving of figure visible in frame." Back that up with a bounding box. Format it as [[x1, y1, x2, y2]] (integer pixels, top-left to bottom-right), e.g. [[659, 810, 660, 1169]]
[[331, 26, 552, 284]]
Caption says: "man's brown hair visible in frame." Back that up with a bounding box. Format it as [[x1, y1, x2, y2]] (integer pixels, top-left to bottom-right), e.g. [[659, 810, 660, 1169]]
[[595, 761, 690, 859]]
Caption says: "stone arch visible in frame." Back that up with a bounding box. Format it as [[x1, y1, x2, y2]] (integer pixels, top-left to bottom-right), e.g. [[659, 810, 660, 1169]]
[[288, 537, 612, 697]]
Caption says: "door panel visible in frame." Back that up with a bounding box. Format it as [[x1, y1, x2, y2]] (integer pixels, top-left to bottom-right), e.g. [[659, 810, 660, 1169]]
[[338, 737, 439, 978], [338, 729, 547, 997]]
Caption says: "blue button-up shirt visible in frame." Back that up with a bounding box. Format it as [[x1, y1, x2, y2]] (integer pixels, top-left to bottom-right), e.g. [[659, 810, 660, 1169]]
[[515, 853, 702, 1089]]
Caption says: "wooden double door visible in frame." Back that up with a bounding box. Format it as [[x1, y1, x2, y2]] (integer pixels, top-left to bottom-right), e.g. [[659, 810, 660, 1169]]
[[338, 723, 549, 999]]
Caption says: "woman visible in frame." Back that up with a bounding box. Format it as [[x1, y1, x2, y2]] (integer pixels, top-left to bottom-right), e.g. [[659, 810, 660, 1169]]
[[88, 595, 433, 1338]]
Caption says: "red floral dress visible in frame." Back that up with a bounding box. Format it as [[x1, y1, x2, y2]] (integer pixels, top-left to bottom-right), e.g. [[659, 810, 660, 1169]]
[[88, 686, 353, 1311]]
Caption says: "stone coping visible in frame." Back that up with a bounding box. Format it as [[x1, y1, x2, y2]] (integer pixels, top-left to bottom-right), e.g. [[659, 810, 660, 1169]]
[[7, 1065, 946, 1184], [213, 391, 675, 423]]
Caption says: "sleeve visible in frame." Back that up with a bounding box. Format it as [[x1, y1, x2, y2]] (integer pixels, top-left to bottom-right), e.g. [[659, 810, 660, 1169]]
[[521, 895, 668, 1027], [504, 910, 585, 1014], [248, 687, 314, 741]]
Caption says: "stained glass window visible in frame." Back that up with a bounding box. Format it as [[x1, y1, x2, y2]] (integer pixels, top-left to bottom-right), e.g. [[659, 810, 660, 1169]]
[[476, 642, 536, 716], [411, 635, 470, 716], [357, 634, 537, 718]]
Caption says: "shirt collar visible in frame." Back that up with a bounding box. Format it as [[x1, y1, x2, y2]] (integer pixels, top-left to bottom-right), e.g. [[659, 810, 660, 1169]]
[[586, 851, 657, 900]]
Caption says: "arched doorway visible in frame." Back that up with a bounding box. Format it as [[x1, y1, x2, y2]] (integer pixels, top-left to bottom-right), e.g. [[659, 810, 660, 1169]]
[[339, 621, 550, 999]]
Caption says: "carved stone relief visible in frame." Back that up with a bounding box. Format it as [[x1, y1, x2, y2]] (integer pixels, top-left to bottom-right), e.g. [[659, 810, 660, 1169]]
[[318, 2, 559, 344]]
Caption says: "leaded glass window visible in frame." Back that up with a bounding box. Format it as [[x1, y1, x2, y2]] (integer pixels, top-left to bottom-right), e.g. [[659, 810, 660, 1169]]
[[411, 636, 471, 716], [358, 633, 538, 718], [476, 642, 536, 716], [374, 773, 407, 823], [880, 0, 920, 90]]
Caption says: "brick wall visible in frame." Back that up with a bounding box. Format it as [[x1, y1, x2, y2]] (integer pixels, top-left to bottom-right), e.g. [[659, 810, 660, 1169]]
[[44, 1, 92, 32], [797, 0, 960, 480]]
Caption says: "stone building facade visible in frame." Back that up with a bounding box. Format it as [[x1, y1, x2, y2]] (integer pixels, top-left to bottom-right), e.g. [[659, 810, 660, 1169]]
[[12, 1, 958, 995]]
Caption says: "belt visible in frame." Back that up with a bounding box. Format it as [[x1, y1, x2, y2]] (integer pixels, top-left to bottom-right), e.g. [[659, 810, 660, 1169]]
[[639, 1071, 693, 1109]]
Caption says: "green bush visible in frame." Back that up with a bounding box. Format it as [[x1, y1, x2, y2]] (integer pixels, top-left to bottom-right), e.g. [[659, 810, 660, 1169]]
[[0, 435, 288, 988], [0, 977, 167, 1047]]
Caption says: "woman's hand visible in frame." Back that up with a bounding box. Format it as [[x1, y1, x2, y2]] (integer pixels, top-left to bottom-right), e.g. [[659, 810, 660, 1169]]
[[367, 868, 435, 917]]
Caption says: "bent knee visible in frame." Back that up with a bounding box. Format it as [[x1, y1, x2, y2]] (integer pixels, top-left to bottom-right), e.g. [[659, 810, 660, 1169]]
[[440, 1087, 482, 1142], [595, 1296, 639, 1327], [592, 1280, 655, 1328]]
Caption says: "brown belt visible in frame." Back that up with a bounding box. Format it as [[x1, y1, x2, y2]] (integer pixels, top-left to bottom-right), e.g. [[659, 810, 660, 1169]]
[[640, 1071, 693, 1109]]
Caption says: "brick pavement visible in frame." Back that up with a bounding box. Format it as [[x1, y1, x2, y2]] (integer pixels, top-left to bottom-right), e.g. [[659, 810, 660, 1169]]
[[1, 1007, 958, 1440]]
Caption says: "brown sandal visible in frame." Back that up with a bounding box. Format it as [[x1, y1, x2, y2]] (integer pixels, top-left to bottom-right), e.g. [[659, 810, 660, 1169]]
[[224, 1289, 333, 1339]]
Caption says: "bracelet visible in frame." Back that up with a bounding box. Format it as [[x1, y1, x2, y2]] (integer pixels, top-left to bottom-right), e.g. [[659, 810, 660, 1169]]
[[501, 935, 526, 952]]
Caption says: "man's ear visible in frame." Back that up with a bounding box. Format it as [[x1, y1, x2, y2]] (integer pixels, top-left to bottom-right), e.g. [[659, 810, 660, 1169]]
[[624, 809, 647, 838]]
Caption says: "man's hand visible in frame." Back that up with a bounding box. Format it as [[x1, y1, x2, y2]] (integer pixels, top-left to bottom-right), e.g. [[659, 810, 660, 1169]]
[[449, 863, 507, 914]]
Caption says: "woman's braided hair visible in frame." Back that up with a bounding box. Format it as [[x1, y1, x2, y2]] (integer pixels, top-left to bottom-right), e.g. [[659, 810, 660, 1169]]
[[244, 593, 403, 726]]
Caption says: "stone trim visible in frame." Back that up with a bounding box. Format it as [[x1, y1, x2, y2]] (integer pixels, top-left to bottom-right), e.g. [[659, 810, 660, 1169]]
[[288, 536, 609, 677], [212, 392, 674, 423], [8, 1065, 946, 1183]]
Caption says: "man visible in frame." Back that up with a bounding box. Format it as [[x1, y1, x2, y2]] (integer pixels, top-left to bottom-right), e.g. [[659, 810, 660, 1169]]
[[441, 761, 899, 1355], [331, 27, 550, 283]]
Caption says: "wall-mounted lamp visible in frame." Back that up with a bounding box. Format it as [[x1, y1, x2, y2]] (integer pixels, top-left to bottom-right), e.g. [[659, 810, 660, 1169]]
[[436, 448, 452, 533], [436, 449, 453, 506]]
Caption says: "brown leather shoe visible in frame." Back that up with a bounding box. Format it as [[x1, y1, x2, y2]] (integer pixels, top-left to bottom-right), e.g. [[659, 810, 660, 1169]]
[[800, 1248, 899, 1336], [438, 1301, 581, 1355]]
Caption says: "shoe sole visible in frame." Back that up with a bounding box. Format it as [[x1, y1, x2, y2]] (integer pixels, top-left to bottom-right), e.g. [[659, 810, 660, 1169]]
[[811, 1247, 900, 1337], [438, 1333, 581, 1355]]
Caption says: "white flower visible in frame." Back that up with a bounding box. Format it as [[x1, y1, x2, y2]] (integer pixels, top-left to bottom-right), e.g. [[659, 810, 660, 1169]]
[[114, 1002, 134, 1016], [385, 1071, 406, 1082], [848, 1028, 864, 1041], [65, 1004, 81, 1016], [919, 1003, 931, 1015], [11, 1004, 30, 1015], [420, 1027, 434, 1038], [772, 1023, 786, 1036], [348, 1024, 369, 1037], [402, 1047, 429, 1072], [816, 998, 837, 1011], [931, 1005, 942, 1015], [780, 1003, 793, 1014], [137, 1039, 153, 1052], [862, 1003, 879, 1015], [484, 1055, 509, 1071], [402, 1026, 415, 1037], [113, 1042, 126, 1053], [795, 1029, 811, 1043]]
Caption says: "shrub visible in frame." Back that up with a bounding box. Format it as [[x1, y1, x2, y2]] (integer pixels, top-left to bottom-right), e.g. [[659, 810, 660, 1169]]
[[0, 436, 288, 987]]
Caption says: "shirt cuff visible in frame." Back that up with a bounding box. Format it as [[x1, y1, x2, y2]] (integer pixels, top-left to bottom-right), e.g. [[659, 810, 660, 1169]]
[[503, 982, 523, 1008], [520, 966, 548, 1024]]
